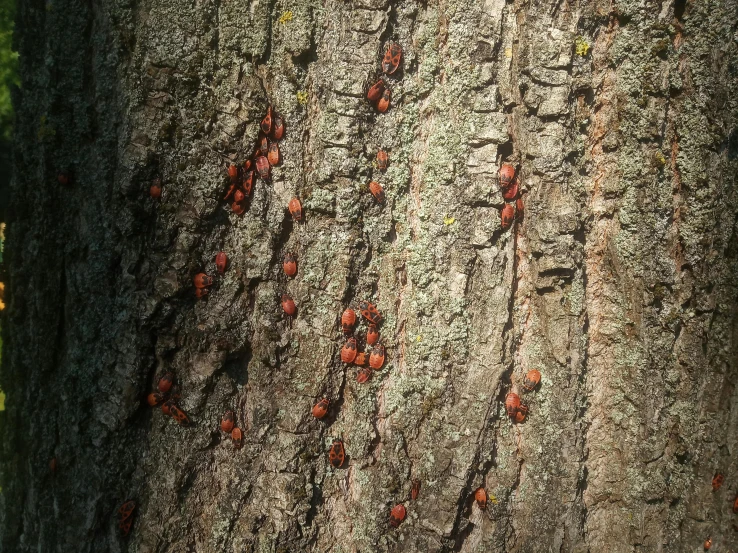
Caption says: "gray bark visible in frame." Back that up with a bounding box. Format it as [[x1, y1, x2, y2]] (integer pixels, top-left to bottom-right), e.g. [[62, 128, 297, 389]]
[[1, 0, 737, 551]]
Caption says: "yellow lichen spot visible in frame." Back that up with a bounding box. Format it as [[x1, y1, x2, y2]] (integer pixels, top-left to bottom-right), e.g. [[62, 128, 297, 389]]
[[416, 335, 422, 343], [443, 215, 456, 226], [278, 10, 293, 24], [575, 36, 590, 57], [0, 390, 5, 411], [488, 494, 498, 504], [296, 91, 308, 105], [504, 48, 513, 58]]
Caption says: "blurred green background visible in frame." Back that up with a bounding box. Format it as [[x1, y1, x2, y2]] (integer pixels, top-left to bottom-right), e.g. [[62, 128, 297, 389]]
[[0, 0, 14, 412], [0, 0, 16, 222]]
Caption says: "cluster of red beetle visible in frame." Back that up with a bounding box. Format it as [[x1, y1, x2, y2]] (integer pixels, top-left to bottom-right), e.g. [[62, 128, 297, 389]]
[[219, 409, 243, 449], [145, 372, 189, 426], [498, 162, 524, 231], [458, 370, 543, 514], [224, 106, 285, 214], [363, 44, 399, 206], [366, 43, 401, 113], [503, 369, 541, 424], [316, 301, 404, 520]]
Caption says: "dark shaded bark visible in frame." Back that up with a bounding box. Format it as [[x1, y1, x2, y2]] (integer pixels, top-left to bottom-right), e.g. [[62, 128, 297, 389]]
[[1, 0, 737, 551]]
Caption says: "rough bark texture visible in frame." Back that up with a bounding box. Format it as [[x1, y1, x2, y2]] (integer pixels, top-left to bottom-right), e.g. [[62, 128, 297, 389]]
[[1, 0, 738, 551]]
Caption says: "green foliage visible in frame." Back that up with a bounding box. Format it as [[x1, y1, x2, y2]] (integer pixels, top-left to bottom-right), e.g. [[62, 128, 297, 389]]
[[0, 0, 17, 143]]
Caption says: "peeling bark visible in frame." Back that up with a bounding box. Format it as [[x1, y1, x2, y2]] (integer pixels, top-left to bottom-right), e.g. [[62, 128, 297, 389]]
[[2, 0, 737, 552]]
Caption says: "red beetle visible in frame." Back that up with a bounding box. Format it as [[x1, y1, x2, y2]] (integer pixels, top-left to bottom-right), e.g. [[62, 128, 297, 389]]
[[475, 487, 487, 508], [499, 163, 516, 187], [256, 135, 269, 156], [514, 409, 527, 423], [150, 179, 162, 199], [118, 500, 136, 520], [357, 367, 372, 383], [369, 181, 386, 204], [232, 427, 243, 449], [224, 182, 237, 201], [158, 372, 174, 393], [255, 155, 271, 180], [328, 439, 346, 468], [704, 538, 712, 550], [261, 106, 273, 135], [231, 202, 245, 215], [733, 495, 738, 512], [382, 43, 402, 75], [119, 516, 133, 536], [221, 410, 234, 433], [366, 325, 379, 346], [341, 308, 357, 334], [167, 402, 190, 425], [228, 164, 239, 184], [502, 181, 518, 201], [377, 89, 391, 113], [215, 252, 228, 274], [195, 288, 209, 299], [359, 301, 383, 325], [267, 142, 280, 166], [289, 198, 303, 221], [234, 189, 245, 203], [161, 401, 172, 416], [711, 473, 724, 491], [243, 170, 255, 197], [367, 79, 385, 102], [281, 294, 296, 316], [57, 170, 72, 185], [389, 504, 406, 528], [516, 197, 524, 220], [500, 203, 515, 230], [369, 344, 385, 370], [523, 369, 540, 391], [283, 253, 297, 277], [194, 273, 213, 288], [376, 150, 388, 170], [271, 114, 285, 141], [341, 337, 358, 363], [354, 352, 368, 366], [243, 159, 252, 172], [147, 392, 165, 407], [411, 479, 421, 501], [505, 392, 520, 417], [312, 398, 329, 419]]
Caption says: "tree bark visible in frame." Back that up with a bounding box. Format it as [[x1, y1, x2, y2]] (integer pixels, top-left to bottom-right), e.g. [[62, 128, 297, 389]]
[[2, 0, 737, 551]]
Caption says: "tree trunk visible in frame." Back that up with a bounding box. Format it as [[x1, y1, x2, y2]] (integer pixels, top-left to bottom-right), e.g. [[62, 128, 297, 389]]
[[2, 0, 737, 551]]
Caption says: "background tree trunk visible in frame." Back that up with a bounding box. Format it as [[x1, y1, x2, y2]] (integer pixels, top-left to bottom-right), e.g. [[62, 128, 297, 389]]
[[1, 0, 737, 551]]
